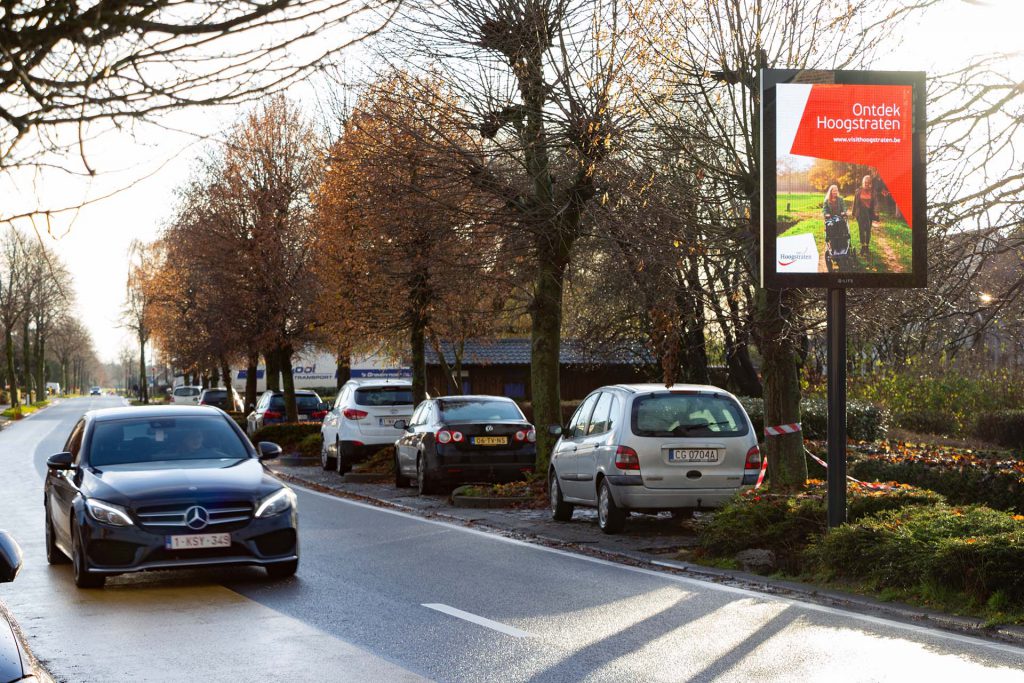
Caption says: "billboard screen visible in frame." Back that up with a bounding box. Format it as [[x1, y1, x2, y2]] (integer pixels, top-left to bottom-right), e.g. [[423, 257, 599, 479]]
[[761, 70, 926, 288]]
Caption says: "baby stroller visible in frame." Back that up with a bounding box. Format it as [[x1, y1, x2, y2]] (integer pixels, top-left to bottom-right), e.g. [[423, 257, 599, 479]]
[[824, 214, 851, 272]]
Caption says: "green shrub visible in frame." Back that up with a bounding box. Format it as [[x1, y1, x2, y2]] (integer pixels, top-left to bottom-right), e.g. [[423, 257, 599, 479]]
[[297, 433, 323, 457], [358, 448, 395, 474], [849, 442, 1024, 513], [808, 505, 1024, 601], [697, 481, 943, 573], [894, 409, 957, 436], [252, 423, 322, 453], [736, 397, 887, 441], [975, 410, 1024, 450]]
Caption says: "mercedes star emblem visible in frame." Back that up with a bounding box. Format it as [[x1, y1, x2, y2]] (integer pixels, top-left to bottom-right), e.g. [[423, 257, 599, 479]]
[[185, 505, 210, 530]]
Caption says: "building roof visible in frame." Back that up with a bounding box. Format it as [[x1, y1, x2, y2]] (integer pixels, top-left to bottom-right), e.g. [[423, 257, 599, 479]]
[[425, 338, 652, 367]]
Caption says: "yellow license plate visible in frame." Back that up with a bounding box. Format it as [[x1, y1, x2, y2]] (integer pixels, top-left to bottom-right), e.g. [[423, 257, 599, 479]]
[[473, 436, 508, 446]]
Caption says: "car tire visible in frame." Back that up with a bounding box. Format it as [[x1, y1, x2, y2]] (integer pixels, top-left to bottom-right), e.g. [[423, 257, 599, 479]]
[[549, 470, 574, 522], [320, 437, 337, 471], [71, 519, 105, 588], [336, 438, 353, 475], [416, 456, 435, 496], [265, 559, 299, 580], [597, 479, 625, 534], [394, 451, 411, 488], [45, 505, 69, 565]]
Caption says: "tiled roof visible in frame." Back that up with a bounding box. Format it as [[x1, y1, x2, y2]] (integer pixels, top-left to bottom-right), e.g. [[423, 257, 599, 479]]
[[425, 338, 651, 366]]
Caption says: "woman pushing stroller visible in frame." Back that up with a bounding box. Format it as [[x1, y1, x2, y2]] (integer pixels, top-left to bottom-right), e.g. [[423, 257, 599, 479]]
[[822, 184, 851, 271]]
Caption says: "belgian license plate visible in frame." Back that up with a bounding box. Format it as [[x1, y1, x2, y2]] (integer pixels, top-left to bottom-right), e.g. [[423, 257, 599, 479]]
[[379, 416, 405, 426], [166, 533, 231, 550], [669, 449, 719, 463], [473, 436, 508, 446]]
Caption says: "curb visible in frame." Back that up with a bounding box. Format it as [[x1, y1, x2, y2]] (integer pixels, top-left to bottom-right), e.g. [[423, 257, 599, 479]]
[[271, 466, 1024, 649], [451, 495, 534, 509], [341, 472, 389, 483]]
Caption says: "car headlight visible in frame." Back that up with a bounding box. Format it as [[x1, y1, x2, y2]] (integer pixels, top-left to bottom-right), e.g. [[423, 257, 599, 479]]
[[255, 488, 296, 518], [86, 499, 133, 527]]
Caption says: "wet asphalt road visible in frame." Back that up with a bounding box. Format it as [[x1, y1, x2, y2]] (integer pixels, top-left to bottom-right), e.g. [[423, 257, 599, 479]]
[[1, 398, 1023, 682]]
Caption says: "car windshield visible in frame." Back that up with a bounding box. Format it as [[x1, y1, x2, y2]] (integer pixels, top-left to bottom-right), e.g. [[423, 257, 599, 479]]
[[631, 393, 749, 437], [202, 390, 226, 400], [355, 386, 413, 406], [438, 399, 524, 422], [88, 416, 250, 467]]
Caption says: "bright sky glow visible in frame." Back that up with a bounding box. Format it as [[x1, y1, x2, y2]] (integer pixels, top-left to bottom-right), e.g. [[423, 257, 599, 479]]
[[1, 0, 1021, 363]]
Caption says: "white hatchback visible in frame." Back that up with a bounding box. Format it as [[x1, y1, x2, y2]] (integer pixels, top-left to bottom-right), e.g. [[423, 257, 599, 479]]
[[170, 385, 203, 405], [320, 379, 414, 473], [548, 384, 762, 533]]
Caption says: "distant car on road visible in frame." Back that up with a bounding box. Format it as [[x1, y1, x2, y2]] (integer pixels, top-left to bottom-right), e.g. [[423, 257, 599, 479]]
[[246, 389, 327, 436], [548, 384, 761, 533], [43, 405, 298, 588], [170, 385, 202, 405], [199, 387, 244, 413], [394, 395, 536, 495], [89, 386, 101, 396], [320, 378, 414, 473]]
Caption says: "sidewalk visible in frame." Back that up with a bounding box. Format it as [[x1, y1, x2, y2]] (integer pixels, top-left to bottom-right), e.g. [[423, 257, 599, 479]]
[[270, 462, 1024, 649]]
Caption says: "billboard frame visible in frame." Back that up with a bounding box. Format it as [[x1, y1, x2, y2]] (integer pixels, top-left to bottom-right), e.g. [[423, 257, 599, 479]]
[[760, 69, 927, 289]]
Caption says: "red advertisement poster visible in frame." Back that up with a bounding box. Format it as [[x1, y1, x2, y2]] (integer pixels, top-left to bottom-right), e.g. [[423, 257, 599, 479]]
[[775, 82, 914, 276]]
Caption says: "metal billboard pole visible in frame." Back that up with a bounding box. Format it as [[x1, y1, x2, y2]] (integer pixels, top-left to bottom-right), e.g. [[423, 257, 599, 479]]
[[826, 288, 847, 528]]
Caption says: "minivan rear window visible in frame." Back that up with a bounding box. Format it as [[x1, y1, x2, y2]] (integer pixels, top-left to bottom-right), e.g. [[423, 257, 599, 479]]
[[631, 393, 749, 437], [355, 387, 414, 406]]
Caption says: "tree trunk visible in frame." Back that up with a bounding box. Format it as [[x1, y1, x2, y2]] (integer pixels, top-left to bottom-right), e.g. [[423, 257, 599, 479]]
[[245, 353, 259, 412], [335, 348, 350, 391], [211, 366, 221, 389], [410, 273, 430, 404], [754, 287, 806, 490], [138, 333, 148, 404], [220, 356, 231, 395], [5, 329, 19, 408], [34, 326, 45, 401], [22, 320, 32, 404], [280, 345, 297, 421], [266, 350, 280, 391], [726, 342, 763, 397], [530, 231, 572, 472], [61, 360, 68, 397]]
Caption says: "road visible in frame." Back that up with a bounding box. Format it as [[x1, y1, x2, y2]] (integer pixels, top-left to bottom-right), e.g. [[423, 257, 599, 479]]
[[0, 397, 1022, 682]]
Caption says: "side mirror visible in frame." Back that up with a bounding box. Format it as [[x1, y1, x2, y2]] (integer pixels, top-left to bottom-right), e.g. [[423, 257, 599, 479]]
[[393, 420, 407, 430], [257, 441, 283, 460], [47, 452, 74, 470], [318, 402, 331, 412], [0, 531, 23, 583], [547, 425, 563, 436]]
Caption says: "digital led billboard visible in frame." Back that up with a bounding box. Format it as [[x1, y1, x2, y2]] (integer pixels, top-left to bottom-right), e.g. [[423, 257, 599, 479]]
[[761, 70, 926, 288]]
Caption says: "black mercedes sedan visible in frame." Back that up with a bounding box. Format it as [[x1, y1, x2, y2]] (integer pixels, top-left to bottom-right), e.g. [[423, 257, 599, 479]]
[[393, 395, 536, 494], [44, 406, 298, 588]]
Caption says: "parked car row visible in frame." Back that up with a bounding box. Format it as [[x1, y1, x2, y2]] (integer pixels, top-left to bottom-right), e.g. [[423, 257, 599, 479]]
[[314, 379, 759, 536]]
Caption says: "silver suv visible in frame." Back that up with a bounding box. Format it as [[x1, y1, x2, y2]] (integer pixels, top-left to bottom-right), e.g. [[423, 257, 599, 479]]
[[548, 384, 761, 533]]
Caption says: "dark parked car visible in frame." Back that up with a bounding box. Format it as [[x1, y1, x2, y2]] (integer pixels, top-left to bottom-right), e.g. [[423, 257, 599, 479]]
[[0, 531, 37, 683], [199, 386, 244, 412], [394, 395, 536, 494], [43, 405, 298, 588], [246, 390, 327, 436]]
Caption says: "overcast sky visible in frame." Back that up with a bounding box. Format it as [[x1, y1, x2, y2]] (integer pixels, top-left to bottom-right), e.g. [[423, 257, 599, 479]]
[[2, 0, 1021, 365]]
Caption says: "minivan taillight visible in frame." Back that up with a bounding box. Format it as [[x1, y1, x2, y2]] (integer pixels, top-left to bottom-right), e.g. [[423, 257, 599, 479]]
[[614, 445, 640, 470], [743, 445, 767, 487]]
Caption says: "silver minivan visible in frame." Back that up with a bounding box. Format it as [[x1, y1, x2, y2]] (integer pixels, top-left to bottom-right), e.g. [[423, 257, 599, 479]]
[[548, 384, 762, 533]]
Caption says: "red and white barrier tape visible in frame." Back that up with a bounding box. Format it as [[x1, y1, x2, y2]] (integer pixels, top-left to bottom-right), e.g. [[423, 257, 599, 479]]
[[764, 422, 801, 437], [804, 446, 877, 486], [755, 454, 768, 489]]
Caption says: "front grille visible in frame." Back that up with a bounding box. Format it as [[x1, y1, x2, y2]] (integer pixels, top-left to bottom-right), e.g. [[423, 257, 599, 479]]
[[135, 501, 254, 531]]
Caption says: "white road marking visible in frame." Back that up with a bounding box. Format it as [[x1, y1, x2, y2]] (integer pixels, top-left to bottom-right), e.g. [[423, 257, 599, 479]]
[[293, 484, 1024, 657], [422, 603, 532, 638]]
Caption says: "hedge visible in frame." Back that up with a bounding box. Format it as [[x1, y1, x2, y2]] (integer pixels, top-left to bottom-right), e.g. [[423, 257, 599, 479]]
[[736, 396, 887, 441], [848, 441, 1024, 513], [974, 410, 1024, 450], [893, 409, 957, 436], [251, 423, 322, 454], [697, 481, 944, 573], [808, 505, 1024, 602]]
